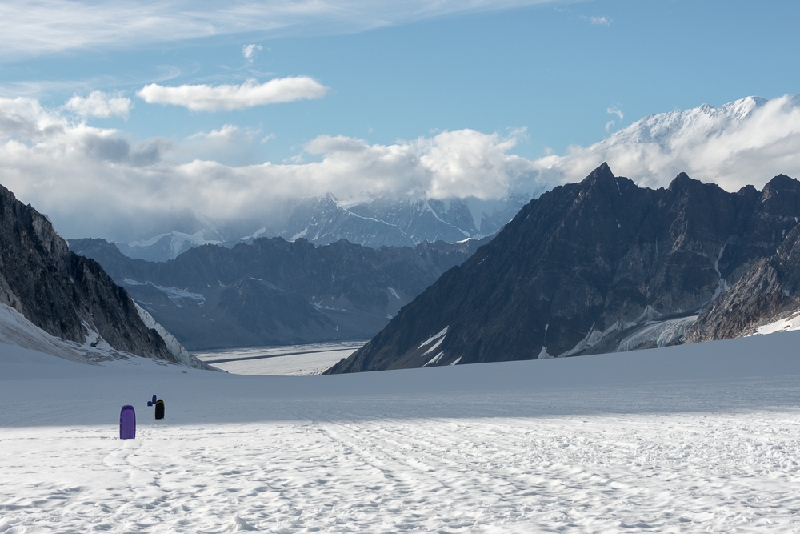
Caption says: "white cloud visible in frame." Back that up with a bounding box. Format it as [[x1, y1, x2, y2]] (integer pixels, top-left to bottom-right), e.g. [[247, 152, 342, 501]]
[[4, 94, 800, 243], [589, 16, 612, 26], [189, 124, 251, 141], [242, 44, 262, 61], [0, 97, 540, 239], [138, 78, 329, 111], [64, 91, 131, 119], [605, 106, 623, 133], [536, 95, 800, 192], [0, 0, 566, 61], [606, 106, 623, 121]]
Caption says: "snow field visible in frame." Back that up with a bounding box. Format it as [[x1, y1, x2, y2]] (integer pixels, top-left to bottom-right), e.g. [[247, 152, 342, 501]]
[[1, 412, 799, 532], [193, 341, 364, 375], [3, 331, 800, 532]]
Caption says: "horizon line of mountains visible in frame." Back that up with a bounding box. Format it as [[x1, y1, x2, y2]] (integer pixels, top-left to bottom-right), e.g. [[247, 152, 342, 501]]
[[103, 193, 532, 263], [5, 163, 800, 373]]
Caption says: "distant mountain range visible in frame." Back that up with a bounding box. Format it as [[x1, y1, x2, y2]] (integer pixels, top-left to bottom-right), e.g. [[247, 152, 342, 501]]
[[69, 237, 488, 350], [110, 195, 528, 262], [328, 164, 800, 373]]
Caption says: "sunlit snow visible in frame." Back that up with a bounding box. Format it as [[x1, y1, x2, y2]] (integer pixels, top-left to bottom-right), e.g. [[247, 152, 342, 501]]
[[3, 330, 800, 532]]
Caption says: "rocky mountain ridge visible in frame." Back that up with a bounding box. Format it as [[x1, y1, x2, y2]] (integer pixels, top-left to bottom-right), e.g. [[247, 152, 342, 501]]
[[0, 182, 205, 367], [328, 164, 800, 373], [69, 236, 488, 350], [686, 221, 800, 341]]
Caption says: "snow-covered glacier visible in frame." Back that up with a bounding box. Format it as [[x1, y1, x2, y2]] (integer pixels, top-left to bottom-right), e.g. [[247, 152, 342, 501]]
[[3, 329, 800, 532]]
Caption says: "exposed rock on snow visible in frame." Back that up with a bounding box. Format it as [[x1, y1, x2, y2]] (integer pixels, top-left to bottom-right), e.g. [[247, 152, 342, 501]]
[[0, 182, 183, 363], [0, 303, 151, 364], [686, 217, 800, 342], [0, 182, 216, 370]]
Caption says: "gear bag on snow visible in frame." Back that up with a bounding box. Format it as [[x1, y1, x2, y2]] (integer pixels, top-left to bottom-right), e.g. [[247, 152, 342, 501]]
[[120, 405, 136, 439], [155, 399, 165, 420]]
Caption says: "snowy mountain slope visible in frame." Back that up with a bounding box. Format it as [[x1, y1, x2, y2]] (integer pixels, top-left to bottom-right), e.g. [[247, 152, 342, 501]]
[[115, 231, 222, 262], [108, 193, 526, 261], [0, 302, 198, 366], [0, 181, 211, 369], [541, 94, 800, 192], [0, 181, 199, 365], [279, 194, 529, 247], [2, 331, 800, 532]]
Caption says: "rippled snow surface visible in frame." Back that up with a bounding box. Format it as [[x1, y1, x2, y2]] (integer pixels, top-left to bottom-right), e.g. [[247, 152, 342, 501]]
[[3, 333, 800, 532]]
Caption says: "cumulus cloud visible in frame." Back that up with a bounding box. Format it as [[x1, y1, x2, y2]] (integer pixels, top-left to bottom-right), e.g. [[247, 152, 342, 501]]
[[64, 91, 131, 118], [138, 78, 329, 111], [0, 0, 564, 61], [0, 97, 539, 239], [242, 44, 262, 61], [3, 94, 800, 242], [183, 125, 263, 165]]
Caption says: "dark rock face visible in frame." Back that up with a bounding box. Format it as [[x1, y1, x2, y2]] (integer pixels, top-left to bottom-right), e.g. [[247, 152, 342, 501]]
[[69, 236, 487, 350], [686, 222, 800, 341], [327, 165, 800, 373], [0, 183, 175, 361]]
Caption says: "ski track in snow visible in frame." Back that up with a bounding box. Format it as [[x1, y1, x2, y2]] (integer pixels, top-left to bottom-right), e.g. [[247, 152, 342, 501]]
[[2, 414, 800, 532], [3, 333, 800, 532]]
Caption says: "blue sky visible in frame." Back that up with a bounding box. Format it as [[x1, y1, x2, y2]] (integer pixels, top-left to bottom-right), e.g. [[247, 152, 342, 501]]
[[3, 0, 798, 161], [1, 0, 800, 238]]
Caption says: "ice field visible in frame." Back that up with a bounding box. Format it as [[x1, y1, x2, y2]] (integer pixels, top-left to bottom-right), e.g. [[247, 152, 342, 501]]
[[192, 341, 365, 376], [2, 333, 800, 532]]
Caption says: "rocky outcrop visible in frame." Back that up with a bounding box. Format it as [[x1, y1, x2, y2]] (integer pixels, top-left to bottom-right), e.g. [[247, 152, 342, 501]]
[[0, 182, 196, 364], [327, 165, 800, 373], [685, 223, 800, 341], [69, 236, 488, 350]]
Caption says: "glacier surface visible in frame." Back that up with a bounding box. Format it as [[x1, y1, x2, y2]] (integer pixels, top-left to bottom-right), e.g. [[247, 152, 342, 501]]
[[2, 331, 800, 532]]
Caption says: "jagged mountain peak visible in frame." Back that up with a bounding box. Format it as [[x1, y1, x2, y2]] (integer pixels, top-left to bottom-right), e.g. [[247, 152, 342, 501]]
[[763, 174, 800, 195], [667, 171, 707, 191], [328, 167, 800, 374], [582, 162, 615, 182]]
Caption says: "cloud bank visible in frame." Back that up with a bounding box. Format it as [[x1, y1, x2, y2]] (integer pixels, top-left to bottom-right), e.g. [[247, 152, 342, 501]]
[[138, 78, 329, 111], [0, 96, 538, 239], [539, 95, 800, 192], [2, 94, 800, 241], [0, 0, 564, 61]]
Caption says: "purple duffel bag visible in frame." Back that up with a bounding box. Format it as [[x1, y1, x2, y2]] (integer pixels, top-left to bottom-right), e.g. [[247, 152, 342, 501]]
[[120, 405, 136, 440]]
